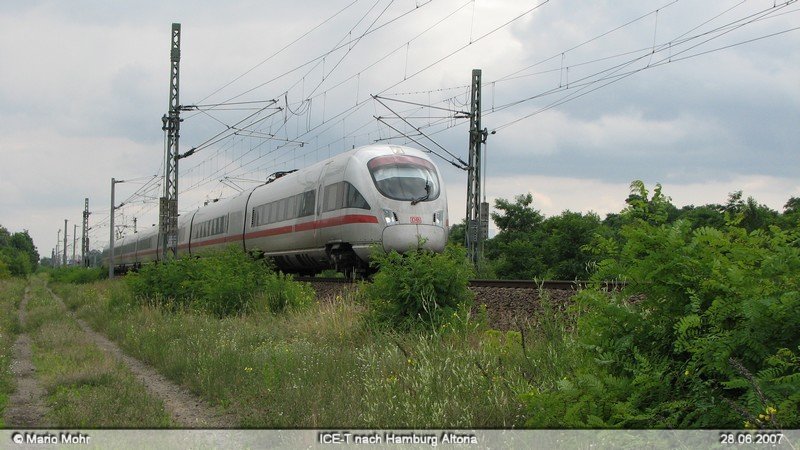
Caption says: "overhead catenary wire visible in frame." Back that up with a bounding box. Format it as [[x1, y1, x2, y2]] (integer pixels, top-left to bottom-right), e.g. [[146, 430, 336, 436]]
[[194, 0, 434, 110], [370, 0, 798, 139], [193, 0, 362, 106], [180, 0, 405, 182], [180, 0, 550, 191], [490, 1, 799, 132], [180, 0, 498, 171], [172, 0, 797, 215], [373, 95, 468, 168]]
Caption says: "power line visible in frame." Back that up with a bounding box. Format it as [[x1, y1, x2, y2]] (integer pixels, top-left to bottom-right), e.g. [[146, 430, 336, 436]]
[[194, 0, 362, 105], [491, 1, 799, 131], [179, 0, 550, 195], [196, 0, 434, 109]]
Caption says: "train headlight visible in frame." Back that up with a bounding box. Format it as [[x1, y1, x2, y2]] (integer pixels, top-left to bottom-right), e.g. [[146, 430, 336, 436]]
[[383, 209, 399, 225], [433, 210, 444, 227]]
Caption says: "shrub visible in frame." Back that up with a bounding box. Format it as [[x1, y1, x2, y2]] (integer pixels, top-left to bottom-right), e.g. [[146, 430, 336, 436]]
[[258, 272, 315, 314], [523, 218, 800, 428], [0, 260, 10, 279], [365, 244, 474, 331], [126, 247, 314, 316], [49, 266, 106, 284]]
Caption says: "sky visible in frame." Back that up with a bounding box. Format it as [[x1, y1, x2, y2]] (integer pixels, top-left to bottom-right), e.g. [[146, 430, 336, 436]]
[[0, 0, 798, 261]]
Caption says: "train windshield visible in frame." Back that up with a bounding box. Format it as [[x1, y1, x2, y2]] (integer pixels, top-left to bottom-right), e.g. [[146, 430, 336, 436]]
[[368, 155, 440, 202]]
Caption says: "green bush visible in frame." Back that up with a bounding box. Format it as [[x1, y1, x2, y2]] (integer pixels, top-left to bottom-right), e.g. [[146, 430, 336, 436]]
[[126, 247, 314, 316], [0, 259, 10, 279], [523, 216, 800, 428], [365, 244, 474, 331], [258, 271, 314, 314], [0, 248, 32, 277], [49, 266, 106, 284]]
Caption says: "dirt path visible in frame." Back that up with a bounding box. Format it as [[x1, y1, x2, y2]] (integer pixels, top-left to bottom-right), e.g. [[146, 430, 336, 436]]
[[4, 286, 51, 427], [47, 287, 237, 428]]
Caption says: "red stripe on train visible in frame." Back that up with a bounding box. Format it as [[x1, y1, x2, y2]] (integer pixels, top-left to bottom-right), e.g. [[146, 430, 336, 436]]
[[113, 213, 379, 258]]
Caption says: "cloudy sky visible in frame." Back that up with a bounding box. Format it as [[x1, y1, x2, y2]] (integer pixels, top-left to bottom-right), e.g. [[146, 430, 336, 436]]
[[0, 0, 797, 260]]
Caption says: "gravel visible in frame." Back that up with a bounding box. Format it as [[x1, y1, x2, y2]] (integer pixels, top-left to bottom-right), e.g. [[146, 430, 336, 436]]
[[303, 280, 582, 331]]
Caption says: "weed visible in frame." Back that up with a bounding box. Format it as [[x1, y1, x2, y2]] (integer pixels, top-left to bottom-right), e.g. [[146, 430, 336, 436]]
[[25, 275, 171, 427], [365, 244, 474, 331], [0, 278, 26, 425]]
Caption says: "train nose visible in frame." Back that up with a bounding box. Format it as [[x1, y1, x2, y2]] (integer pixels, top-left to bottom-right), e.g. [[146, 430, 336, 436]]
[[382, 224, 446, 253]]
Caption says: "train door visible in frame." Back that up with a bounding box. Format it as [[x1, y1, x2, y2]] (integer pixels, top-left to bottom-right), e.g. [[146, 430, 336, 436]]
[[315, 159, 348, 253], [313, 161, 333, 246]]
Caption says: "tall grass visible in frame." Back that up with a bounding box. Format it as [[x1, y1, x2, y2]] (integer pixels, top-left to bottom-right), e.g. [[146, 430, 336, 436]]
[[127, 247, 313, 316], [0, 278, 25, 426], [25, 276, 171, 427], [45, 244, 596, 428], [46, 266, 106, 284], [52, 280, 549, 428]]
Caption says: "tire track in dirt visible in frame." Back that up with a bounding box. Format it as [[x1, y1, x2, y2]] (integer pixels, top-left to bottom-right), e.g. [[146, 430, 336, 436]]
[[4, 285, 51, 428], [46, 287, 238, 428]]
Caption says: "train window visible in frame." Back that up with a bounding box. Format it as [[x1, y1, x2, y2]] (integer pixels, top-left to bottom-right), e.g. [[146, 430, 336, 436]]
[[252, 190, 316, 226], [253, 204, 265, 227], [368, 155, 440, 202], [299, 190, 315, 217], [323, 183, 341, 212], [323, 182, 370, 212], [287, 195, 297, 220], [344, 182, 370, 210], [277, 198, 287, 222]]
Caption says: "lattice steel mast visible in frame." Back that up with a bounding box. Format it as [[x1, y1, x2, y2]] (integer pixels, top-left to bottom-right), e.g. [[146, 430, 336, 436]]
[[465, 69, 488, 267], [82, 198, 90, 267], [160, 23, 181, 260]]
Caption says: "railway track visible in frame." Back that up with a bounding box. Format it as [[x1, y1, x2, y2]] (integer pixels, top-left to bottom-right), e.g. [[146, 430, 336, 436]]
[[294, 276, 626, 291], [294, 276, 628, 330]]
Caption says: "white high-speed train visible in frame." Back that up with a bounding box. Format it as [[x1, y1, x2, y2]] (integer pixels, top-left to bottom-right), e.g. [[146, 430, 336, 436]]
[[103, 144, 449, 275]]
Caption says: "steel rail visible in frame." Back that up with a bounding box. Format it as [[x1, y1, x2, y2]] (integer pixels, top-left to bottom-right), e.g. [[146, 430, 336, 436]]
[[293, 276, 627, 291]]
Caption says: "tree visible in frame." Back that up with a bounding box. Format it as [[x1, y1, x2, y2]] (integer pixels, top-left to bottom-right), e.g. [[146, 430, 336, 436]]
[[491, 193, 543, 235], [722, 191, 779, 231], [784, 197, 800, 215], [486, 194, 546, 279], [778, 197, 800, 230], [538, 211, 601, 280], [676, 204, 726, 230], [10, 230, 38, 270], [448, 220, 466, 247], [621, 180, 677, 225], [0, 225, 39, 276]]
